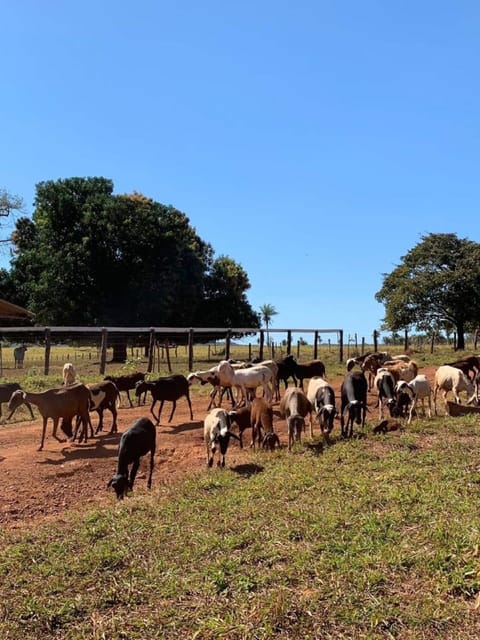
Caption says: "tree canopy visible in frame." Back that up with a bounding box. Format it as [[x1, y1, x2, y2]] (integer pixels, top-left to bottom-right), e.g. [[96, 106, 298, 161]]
[[375, 232, 480, 350], [5, 177, 260, 329]]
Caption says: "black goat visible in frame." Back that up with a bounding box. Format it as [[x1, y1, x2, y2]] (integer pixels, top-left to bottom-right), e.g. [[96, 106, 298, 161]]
[[443, 356, 480, 382], [295, 359, 326, 390], [374, 370, 397, 420], [310, 383, 337, 442], [107, 417, 156, 499], [275, 354, 297, 398], [340, 371, 368, 438], [2, 382, 35, 420], [135, 374, 193, 425], [104, 372, 145, 408]]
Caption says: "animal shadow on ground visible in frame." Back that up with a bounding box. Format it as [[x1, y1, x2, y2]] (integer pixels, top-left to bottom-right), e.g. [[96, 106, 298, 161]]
[[231, 463, 264, 477], [304, 441, 324, 456], [37, 434, 121, 466], [165, 420, 203, 435]]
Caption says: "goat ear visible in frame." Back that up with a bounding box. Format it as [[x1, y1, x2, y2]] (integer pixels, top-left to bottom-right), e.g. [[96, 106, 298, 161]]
[[227, 430, 241, 441], [107, 478, 113, 488]]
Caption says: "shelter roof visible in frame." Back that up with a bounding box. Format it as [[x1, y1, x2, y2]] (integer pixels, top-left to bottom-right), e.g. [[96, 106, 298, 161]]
[[0, 298, 34, 320]]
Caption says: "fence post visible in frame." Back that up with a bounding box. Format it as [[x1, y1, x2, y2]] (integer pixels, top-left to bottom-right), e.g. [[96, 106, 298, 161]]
[[314, 330, 318, 359], [225, 330, 231, 360], [44, 328, 51, 375], [373, 329, 379, 352], [100, 328, 108, 375], [259, 331, 265, 360], [188, 329, 194, 372], [339, 329, 344, 363], [147, 328, 155, 373], [164, 339, 172, 373], [287, 330, 292, 355]]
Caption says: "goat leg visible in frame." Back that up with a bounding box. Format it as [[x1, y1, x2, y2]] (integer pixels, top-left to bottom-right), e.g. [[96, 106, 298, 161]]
[[168, 400, 176, 422]]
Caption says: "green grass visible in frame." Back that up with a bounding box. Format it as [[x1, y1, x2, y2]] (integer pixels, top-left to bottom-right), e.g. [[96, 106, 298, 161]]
[[1, 342, 479, 637], [2, 415, 480, 638]]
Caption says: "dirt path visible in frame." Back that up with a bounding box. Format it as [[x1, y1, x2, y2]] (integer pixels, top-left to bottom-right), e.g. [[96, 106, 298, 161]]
[[0, 366, 439, 528]]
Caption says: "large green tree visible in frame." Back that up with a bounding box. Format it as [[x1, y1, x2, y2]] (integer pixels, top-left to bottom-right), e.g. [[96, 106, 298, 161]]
[[8, 177, 259, 332], [375, 233, 480, 350], [194, 256, 260, 328]]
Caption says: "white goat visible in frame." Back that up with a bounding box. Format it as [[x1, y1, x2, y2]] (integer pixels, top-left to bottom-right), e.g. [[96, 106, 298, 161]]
[[306, 376, 336, 439], [395, 375, 432, 424], [188, 362, 244, 409], [250, 359, 278, 397], [62, 362, 77, 386], [433, 365, 476, 415], [215, 360, 273, 407], [203, 408, 240, 467]]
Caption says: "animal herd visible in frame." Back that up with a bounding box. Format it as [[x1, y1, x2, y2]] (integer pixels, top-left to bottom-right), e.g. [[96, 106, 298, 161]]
[[1, 352, 480, 500]]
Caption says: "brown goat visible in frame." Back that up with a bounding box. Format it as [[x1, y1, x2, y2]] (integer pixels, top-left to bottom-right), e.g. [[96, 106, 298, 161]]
[[250, 398, 279, 450], [279, 387, 312, 451], [228, 405, 252, 448], [8, 383, 91, 450], [380, 360, 418, 383]]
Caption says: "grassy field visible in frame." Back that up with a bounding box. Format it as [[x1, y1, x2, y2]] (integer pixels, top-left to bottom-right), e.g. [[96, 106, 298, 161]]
[[1, 344, 480, 638]]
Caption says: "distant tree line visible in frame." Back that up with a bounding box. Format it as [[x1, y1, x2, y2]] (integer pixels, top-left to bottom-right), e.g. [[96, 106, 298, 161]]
[[0, 177, 260, 331]]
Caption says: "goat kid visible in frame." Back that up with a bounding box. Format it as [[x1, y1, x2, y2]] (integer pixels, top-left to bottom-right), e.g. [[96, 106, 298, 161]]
[[62, 362, 77, 386], [204, 408, 240, 467]]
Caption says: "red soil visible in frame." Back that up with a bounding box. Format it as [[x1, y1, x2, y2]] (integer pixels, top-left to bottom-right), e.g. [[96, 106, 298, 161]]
[[0, 366, 439, 528]]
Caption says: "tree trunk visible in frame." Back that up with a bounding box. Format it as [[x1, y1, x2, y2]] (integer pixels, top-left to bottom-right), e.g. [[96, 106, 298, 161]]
[[111, 341, 127, 362], [456, 322, 465, 351]]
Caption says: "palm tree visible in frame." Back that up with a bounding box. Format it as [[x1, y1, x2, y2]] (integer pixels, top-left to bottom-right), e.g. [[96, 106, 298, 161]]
[[259, 303, 278, 346]]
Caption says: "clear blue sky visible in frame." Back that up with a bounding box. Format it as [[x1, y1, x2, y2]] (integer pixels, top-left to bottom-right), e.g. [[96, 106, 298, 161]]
[[2, 1, 479, 343]]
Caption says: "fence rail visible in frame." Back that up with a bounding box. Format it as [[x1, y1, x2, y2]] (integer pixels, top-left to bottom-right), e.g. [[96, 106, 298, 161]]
[[0, 326, 344, 376]]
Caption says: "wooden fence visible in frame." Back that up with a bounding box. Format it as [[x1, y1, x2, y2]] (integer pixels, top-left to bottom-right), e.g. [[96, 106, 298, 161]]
[[0, 326, 344, 376]]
